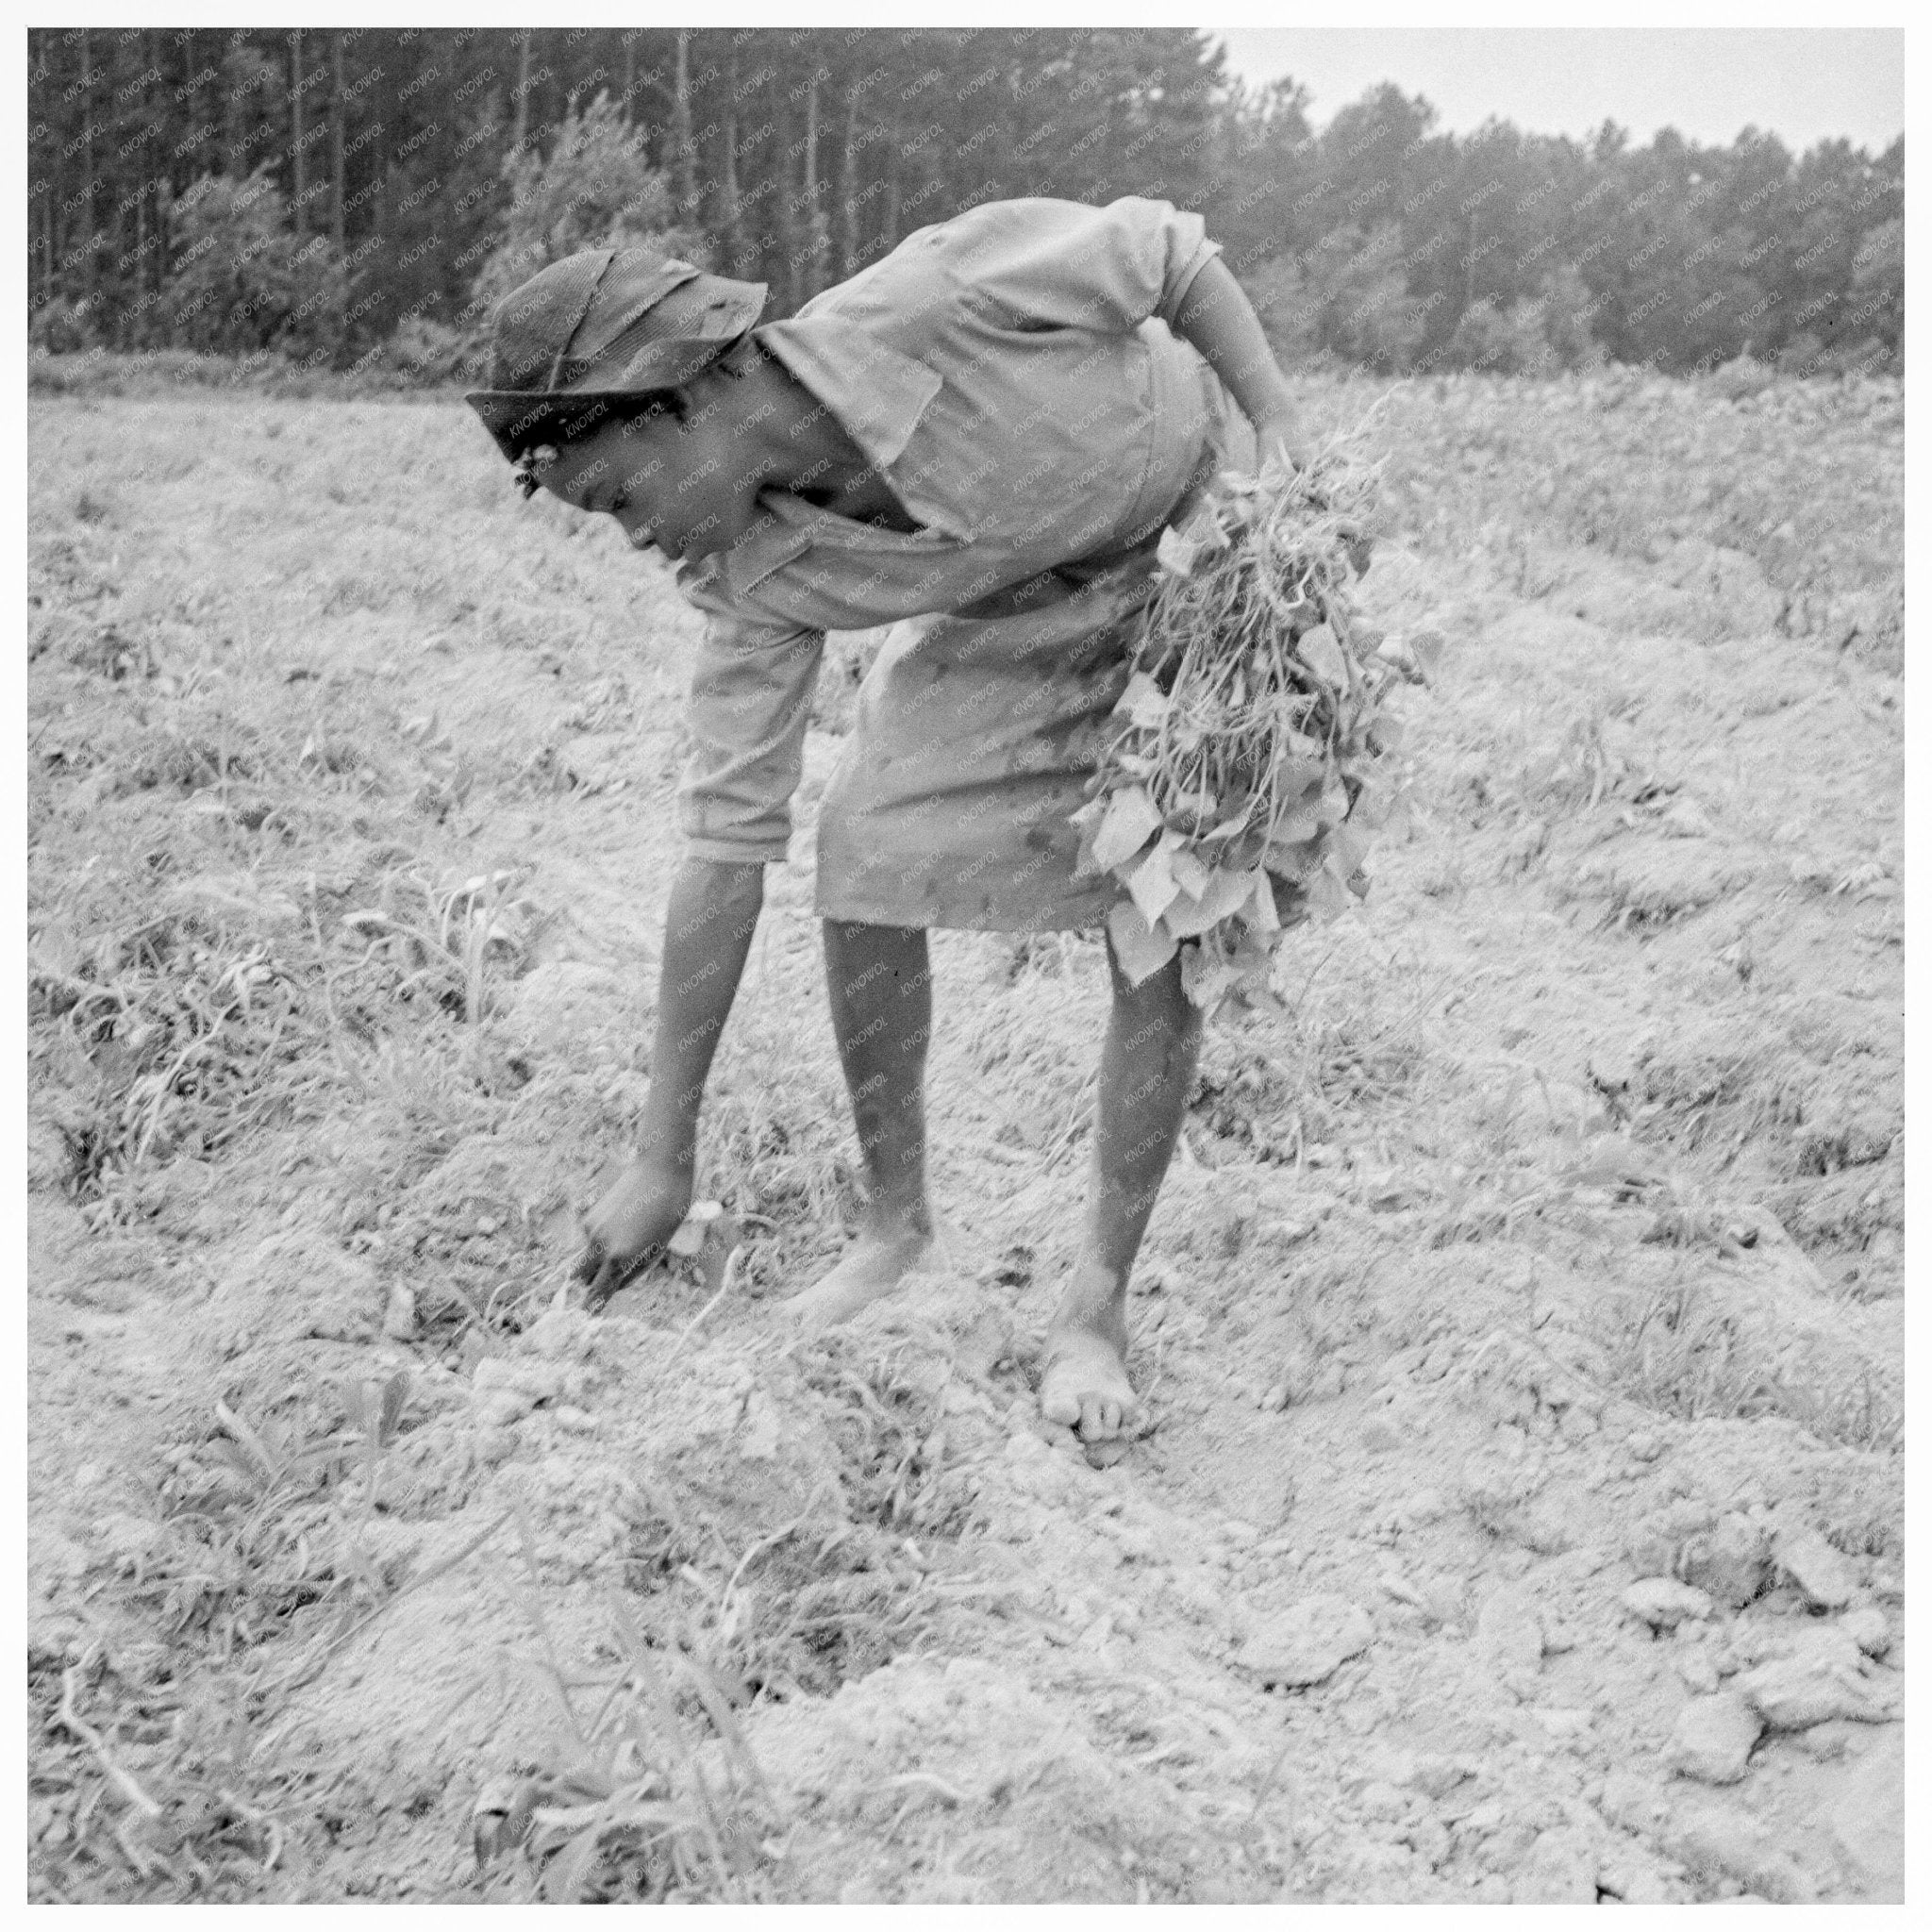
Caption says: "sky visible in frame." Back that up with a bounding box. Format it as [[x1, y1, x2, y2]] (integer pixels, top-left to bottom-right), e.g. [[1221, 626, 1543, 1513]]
[[1208, 27, 1904, 156]]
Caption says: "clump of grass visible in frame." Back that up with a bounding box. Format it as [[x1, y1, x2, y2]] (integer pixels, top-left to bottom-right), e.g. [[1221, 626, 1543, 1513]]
[[722, 1523, 924, 1703], [801, 1340, 967, 1541], [339, 866, 536, 1025], [32, 1645, 286, 1901], [1597, 1274, 1903, 1453], [612, 1346, 958, 1711], [695, 1064, 852, 1298], [616, 1480, 908, 1704], [32, 1382, 429, 1895], [1073, 418, 1438, 1014], [1428, 1134, 1660, 1246], [1638, 1175, 1759, 1256], [136, 1374, 413, 1659], [1512, 698, 1635, 818], [473, 1584, 785, 1904], [1189, 1037, 1311, 1158], [30, 913, 328, 1200], [469, 1505, 812, 1902]]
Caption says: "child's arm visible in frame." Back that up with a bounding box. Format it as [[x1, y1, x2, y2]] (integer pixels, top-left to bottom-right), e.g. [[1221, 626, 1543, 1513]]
[[1170, 254, 1307, 471], [575, 856, 764, 1299], [1173, 253, 1372, 572], [578, 603, 822, 1296]]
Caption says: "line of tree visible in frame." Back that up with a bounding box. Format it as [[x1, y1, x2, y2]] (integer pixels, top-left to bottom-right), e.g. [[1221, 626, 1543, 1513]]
[[25, 26, 1904, 380]]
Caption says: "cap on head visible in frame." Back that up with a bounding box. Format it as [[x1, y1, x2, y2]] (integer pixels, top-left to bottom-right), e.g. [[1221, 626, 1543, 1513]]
[[464, 248, 768, 463]]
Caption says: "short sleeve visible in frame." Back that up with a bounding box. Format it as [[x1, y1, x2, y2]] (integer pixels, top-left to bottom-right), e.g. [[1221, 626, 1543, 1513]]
[[939, 196, 1222, 338], [675, 609, 825, 864]]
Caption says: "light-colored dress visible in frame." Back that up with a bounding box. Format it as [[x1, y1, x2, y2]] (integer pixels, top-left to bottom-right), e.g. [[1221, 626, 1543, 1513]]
[[673, 196, 1251, 930]]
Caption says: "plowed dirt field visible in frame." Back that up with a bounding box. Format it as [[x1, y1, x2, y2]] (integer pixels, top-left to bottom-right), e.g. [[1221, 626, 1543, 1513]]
[[26, 365, 1904, 1903]]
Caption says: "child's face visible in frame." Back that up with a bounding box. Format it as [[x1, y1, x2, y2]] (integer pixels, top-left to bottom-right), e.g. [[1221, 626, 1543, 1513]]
[[536, 383, 762, 563]]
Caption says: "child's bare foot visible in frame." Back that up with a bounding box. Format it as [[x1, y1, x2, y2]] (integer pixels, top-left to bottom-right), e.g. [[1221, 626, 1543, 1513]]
[[786, 1208, 948, 1331], [1040, 1326, 1141, 1441], [1040, 1268, 1139, 1440]]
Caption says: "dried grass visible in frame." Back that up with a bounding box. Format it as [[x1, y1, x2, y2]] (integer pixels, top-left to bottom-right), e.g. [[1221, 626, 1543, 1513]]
[[1598, 1273, 1903, 1455]]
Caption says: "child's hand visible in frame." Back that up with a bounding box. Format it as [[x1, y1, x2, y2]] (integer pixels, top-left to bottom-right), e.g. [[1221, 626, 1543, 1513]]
[[575, 1156, 693, 1306]]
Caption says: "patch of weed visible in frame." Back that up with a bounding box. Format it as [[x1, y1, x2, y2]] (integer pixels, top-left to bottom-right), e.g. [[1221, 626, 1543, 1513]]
[[31, 913, 328, 1193], [698, 1076, 853, 1297], [803, 1340, 968, 1541], [472, 1582, 784, 1904], [1596, 1273, 1903, 1454], [30, 1647, 288, 1901], [136, 1374, 414, 1658]]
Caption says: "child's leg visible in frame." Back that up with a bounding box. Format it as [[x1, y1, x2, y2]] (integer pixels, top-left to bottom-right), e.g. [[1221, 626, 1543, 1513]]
[[1041, 937, 1203, 1440], [789, 919, 945, 1324]]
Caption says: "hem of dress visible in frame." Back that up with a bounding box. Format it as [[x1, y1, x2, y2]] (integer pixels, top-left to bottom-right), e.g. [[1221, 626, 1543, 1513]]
[[682, 838, 793, 867], [811, 888, 1114, 935]]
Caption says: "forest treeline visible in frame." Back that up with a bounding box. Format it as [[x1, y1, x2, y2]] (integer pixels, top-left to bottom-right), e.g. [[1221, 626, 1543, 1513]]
[[25, 26, 1904, 382]]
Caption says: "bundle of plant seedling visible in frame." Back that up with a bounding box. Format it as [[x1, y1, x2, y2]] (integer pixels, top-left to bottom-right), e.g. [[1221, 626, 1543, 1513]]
[[1072, 421, 1439, 1015]]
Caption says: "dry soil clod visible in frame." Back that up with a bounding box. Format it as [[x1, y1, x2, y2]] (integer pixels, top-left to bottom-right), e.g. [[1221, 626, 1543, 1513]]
[[1732, 1633, 1899, 1732], [1770, 1522, 1857, 1609], [1620, 1576, 1714, 1630], [1664, 1691, 1764, 1785], [1236, 1593, 1374, 1687]]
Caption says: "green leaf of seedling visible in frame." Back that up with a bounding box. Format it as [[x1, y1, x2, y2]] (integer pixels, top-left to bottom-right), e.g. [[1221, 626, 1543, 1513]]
[[1161, 866, 1262, 939], [1327, 822, 1371, 880], [1167, 787, 1221, 835], [214, 1400, 278, 1484], [1114, 671, 1167, 728], [1367, 711, 1406, 756], [1267, 801, 1324, 848], [1198, 795, 1256, 841], [1074, 821, 1106, 878], [1273, 751, 1329, 800], [1264, 832, 1326, 882], [1348, 774, 1392, 827], [1091, 786, 1164, 873], [1107, 900, 1179, 986], [1070, 797, 1107, 877], [1248, 867, 1281, 935], [1315, 780, 1352, 828], [1305, 863, 1353, 923], [1295, 623, 1350, 691], [1125, 840, 1181, 924], [543, 1820, 611, 1904], [1167, 839, 1211, 899]]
